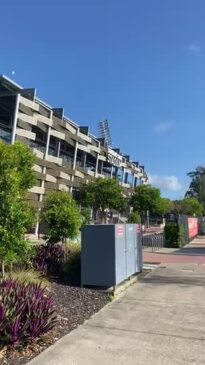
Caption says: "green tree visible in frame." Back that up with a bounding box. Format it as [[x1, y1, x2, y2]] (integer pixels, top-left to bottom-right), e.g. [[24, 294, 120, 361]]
[[80, 207, 92, 224], [172, 200, 181, 215], [186, 166, 205, 208], [127, 212, 141, 223], [157, 198, 174, 216], [130, 185, 160, 215], [80, 177, 125, 223], [173, 198, 204, 217], [44, 191, 82, 247], [0, 142, 36, 276], [130, 185, 172, 216]]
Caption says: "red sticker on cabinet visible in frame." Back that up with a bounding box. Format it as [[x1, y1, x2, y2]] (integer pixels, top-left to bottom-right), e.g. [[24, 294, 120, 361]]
[[117, 226, 124, 236]]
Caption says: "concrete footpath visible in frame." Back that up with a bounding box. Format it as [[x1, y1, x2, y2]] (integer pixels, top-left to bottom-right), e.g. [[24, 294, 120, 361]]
[[29, 262, 205, 365]]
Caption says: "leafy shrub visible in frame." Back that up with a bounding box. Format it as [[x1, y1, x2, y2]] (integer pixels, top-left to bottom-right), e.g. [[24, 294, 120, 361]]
[[0, 279, 57, 346], [33, 244, 64, 275], [127, 212, 141, 223], [44, 191, 82, 243], [164, 222, 179, 248], [19, 242, 36, 267], [179, 224, 186, 247], [68, 243, 81, 276], [61, 243, 81, 283], [1, 240, 35, 274]]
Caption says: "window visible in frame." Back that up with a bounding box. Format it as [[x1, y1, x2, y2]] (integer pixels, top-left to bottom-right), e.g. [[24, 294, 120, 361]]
[[49, 136, 57, 156], [32, 126, 47, 144], [31, 126, 47, 153]]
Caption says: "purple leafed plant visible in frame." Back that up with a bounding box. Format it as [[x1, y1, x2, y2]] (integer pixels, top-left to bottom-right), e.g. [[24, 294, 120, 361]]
[[33, 244, 64, 275], [0, 279, 57, 346]]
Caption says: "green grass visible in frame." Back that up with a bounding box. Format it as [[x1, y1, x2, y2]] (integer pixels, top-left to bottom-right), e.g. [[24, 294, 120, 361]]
[[6, 269, 50, 288]]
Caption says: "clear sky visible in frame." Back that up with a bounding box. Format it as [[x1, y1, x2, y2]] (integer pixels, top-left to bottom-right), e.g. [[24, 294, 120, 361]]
[[1, 0, 205, 199]]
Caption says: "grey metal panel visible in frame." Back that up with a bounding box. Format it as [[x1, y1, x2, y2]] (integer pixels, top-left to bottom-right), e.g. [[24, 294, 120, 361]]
[[114, 225, 126, 285], [136, 225, 143, 272], [81, 225, 116, 286], [125, 224, 136, 277]]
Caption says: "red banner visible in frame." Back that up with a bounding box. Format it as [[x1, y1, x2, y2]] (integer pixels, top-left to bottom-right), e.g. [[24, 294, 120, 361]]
[[188, 218, 198, 239]]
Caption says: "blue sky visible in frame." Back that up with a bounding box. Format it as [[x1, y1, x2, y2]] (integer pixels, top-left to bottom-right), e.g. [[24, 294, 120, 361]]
[[1, 0, 205, 199]]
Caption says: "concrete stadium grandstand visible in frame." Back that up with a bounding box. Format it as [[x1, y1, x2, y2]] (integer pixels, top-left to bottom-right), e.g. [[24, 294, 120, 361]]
[[0, 75, 148, 233]]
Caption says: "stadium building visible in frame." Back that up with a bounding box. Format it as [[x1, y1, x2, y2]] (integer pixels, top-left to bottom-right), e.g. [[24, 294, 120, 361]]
[[0, 75, 148, 232]]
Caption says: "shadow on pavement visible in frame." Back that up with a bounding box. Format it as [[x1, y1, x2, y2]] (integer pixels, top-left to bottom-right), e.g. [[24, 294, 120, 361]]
[[139, 270, 205, 286], [148, 246, 205, 256], [176, 247, 205, 256]]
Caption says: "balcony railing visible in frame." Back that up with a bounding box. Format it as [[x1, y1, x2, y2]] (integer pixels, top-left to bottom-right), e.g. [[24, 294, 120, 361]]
[[61, 154, 73, 167], [30, 141, 46, 154]]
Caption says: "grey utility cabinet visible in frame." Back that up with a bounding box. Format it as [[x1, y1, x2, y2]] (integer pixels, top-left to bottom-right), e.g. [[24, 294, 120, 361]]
[[81, 224, 142, 287]]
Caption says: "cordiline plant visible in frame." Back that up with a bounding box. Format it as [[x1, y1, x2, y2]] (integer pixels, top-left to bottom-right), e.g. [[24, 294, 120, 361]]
[[33, 244, 64, 275], [0, 279, 57, 346]]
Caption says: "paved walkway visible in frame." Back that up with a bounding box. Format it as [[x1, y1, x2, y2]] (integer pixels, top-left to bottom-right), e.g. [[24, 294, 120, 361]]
[[143, 236, 205, 265], [29, 261, 205, 365]]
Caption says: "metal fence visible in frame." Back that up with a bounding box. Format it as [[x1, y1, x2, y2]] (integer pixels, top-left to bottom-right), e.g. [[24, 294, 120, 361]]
[[142, 233, 164, 252]]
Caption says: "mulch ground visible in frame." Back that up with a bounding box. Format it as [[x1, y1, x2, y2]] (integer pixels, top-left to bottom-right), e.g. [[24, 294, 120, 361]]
[[0, 282, 110, 365]]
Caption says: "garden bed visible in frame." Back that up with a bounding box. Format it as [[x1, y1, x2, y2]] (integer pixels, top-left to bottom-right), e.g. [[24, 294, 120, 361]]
[[0, 282, 110, 365]]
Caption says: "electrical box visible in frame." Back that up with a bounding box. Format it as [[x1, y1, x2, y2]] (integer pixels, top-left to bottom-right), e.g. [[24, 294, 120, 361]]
[[81, 224, 142, 287]]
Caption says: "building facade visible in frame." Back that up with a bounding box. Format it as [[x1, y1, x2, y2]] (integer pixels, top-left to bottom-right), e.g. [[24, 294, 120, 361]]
[[0, 75, 148, 224]]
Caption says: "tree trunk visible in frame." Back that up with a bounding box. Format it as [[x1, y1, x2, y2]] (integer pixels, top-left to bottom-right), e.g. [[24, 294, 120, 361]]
[[101, 210, 107, 224]]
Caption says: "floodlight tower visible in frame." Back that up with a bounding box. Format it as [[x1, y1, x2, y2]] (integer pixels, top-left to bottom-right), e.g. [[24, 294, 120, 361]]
[[98, 120, 112, 147]]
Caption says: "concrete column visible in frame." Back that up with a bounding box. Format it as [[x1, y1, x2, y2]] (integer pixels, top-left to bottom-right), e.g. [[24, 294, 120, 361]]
[[11, 93, 20, 144], [73, 141, 78, 169], [57, 139, 61, 158], [45, 126, 51, 158], [42, 118, 51, 179], [82, 152, 87, 168], [132, 174, 135, 189], [34, 192, 43, 237], [110, 165, 113, 178], [95, 154, 99, 176], [34, 220, 39, 237], [121, 167, 125, 185], [101, 161, 104, 174], [71, 132, 79, 194]]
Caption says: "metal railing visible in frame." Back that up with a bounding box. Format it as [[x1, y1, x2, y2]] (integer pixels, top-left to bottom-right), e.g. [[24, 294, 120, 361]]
[[142, 233, 164, 252]]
